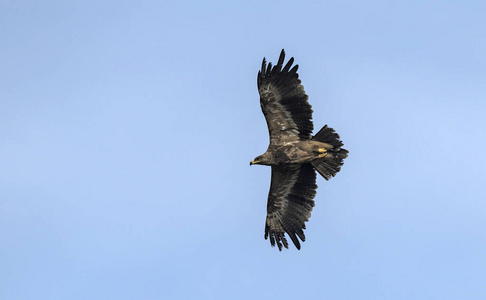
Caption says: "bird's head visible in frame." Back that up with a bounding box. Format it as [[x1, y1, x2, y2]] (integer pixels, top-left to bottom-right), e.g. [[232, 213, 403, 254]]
[[250, 154, 268, 166]]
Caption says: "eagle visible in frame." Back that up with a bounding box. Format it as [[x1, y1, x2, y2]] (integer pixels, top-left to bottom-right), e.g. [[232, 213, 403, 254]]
[[250, 50, 348, 251]]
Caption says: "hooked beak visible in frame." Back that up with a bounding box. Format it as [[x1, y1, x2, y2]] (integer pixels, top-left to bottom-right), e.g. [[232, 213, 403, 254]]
[[250, 159, 257, 166]]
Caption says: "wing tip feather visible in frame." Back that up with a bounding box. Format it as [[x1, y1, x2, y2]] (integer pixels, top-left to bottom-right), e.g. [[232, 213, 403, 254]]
[[261, 57, 267, 74]]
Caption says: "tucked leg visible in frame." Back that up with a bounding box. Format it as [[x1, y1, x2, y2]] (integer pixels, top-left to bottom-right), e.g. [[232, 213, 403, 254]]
[[318, 148, 327, 158]]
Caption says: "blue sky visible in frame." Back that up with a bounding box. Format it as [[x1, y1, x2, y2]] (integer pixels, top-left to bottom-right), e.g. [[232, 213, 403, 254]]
[[2, 1, 486, 299]]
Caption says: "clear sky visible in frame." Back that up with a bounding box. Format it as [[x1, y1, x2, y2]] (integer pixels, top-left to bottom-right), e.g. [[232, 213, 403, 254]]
[[2, 1, 486, 299]]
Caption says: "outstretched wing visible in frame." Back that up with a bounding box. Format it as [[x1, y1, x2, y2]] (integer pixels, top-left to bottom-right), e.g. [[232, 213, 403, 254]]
[[265, 163, 317, 250], [258, 49, 314, 144]]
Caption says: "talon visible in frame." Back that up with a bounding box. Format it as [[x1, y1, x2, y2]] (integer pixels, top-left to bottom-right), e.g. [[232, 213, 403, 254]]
[[318, 148, 327, 153], [318, 153, 327, 158]]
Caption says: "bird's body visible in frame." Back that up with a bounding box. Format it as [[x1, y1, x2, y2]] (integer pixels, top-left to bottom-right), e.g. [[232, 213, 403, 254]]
[[253, 140, 332, 165], [251, 50, 348, 251]]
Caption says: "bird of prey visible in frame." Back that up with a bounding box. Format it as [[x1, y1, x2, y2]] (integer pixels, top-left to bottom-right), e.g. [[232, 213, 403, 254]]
[[250, 49, 348, 251]]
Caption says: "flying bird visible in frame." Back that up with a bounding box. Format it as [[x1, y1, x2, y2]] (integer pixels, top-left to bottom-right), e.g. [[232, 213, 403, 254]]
[[250, 49, 348, 251]]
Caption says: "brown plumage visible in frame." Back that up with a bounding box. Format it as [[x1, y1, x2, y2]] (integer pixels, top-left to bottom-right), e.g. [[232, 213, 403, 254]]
[[250, 49, 348, 251]]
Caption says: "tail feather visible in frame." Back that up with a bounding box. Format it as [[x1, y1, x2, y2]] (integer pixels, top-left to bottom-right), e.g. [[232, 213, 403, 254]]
[[311, 125, 348, 180]]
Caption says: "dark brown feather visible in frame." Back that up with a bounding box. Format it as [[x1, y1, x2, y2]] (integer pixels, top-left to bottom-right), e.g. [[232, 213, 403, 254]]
[[311, 125, 349, 180], [264, 164, 317, 251], [258, 49, 314, 143]]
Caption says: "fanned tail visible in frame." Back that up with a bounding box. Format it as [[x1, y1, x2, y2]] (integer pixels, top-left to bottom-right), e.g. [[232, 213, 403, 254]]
[[311, 125, 348, 180]]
